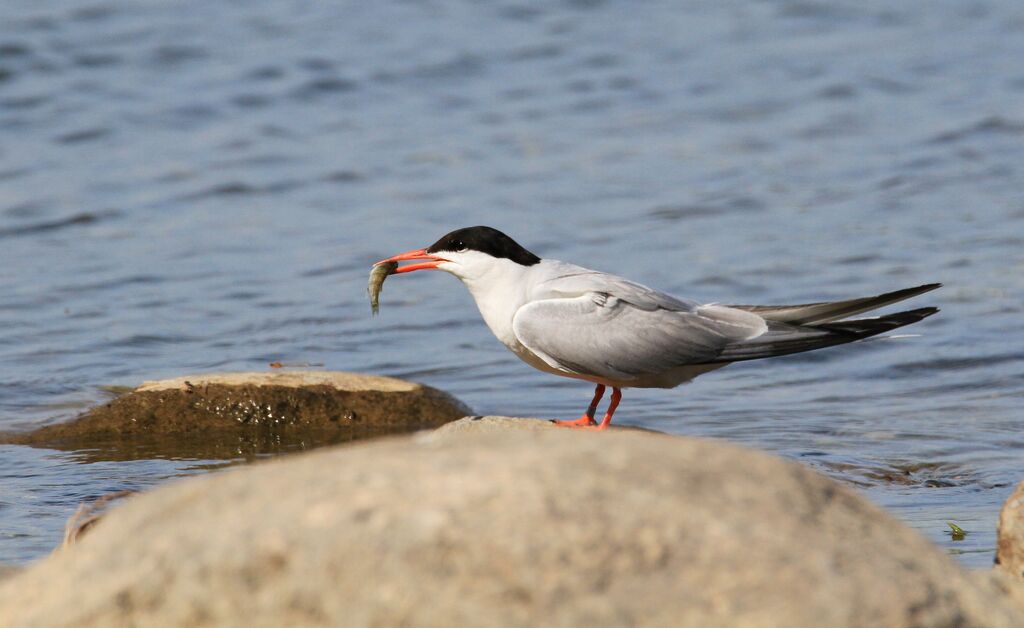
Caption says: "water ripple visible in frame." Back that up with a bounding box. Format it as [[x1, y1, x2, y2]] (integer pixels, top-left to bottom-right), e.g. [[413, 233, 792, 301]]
[[0, 210, 119, 238], [0, 0, 1022, 571]]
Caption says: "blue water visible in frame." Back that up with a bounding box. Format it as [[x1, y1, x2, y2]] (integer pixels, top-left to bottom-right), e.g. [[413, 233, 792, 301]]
[[2, 0, 1023, 567]]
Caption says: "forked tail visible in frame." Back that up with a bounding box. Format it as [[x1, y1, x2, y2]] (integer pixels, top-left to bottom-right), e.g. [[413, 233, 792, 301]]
[[703, 306, 939, 363], [726, 283, 941, 325]]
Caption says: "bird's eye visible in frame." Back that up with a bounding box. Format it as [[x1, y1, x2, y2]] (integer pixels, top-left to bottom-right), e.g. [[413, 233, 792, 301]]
[[453, 240, 467, 252]]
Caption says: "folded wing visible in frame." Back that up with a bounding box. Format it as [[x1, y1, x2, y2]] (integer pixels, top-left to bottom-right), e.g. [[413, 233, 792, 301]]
[[534, 265, 700, 312], [514, 273, 940, 379], [512, 292, 766, 381]]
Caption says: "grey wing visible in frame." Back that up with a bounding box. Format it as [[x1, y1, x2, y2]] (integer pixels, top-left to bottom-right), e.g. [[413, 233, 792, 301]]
[[534, 263, 699, 312], [511, 293, 767, 381]]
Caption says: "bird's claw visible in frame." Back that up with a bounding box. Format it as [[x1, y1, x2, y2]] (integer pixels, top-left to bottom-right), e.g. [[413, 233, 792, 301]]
[[552, 416, 597, 427]]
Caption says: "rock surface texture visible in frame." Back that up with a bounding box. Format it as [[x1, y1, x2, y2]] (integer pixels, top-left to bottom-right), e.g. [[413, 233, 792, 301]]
[[0, 418, 1021, 627], [0, 565, 19, 582], [997, 481, 1024, 581], [432, 415, 658, 436], [6, 371, 468, 447]]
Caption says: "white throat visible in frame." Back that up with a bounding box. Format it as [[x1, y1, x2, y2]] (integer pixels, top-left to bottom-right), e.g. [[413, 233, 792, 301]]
[[440, 254, 537, 349]]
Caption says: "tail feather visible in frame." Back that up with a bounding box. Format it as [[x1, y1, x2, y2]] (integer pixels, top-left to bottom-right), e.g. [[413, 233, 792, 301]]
[[704, 307, 939, 363], [726, 283, 942, 325]]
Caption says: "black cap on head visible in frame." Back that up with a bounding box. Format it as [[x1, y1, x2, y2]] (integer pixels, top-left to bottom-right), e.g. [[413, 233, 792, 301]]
[[426, 226, 541, 266]]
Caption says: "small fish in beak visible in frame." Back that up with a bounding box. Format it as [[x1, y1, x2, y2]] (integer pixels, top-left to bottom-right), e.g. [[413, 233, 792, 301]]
[[367, 261, 398, 314]]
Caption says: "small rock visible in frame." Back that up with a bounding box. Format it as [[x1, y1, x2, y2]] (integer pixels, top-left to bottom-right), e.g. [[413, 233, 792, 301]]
[[997, 481, 1024, 581]]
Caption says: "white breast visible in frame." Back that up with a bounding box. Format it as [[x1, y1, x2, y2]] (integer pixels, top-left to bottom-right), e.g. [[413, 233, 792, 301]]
[[458, 257, 534, 349], [440, 256, 559, 369]]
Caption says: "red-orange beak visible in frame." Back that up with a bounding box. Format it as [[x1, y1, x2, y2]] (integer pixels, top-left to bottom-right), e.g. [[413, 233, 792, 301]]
[[375, 248, 444, 273]]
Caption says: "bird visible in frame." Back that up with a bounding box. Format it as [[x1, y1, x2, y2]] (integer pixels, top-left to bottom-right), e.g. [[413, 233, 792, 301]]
[[375, 226, 939, 430]]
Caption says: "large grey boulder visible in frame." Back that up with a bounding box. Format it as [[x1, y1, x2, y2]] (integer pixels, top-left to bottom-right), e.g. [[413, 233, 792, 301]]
[[3, 371, 469, 459], [0, 566, 19, 582], [0, 418, 1020, 627], [982, 570, 1024, 616]]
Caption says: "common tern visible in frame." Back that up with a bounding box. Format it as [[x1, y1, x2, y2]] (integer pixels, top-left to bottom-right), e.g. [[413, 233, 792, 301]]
[[376, 226, 939, 430]]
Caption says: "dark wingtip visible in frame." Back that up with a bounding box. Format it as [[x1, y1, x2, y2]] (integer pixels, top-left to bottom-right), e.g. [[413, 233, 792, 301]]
[[818, 306, 939, 338], [887, 306, 940, 324], [868, 283, 942, 307], [900, 283, 942, 297]]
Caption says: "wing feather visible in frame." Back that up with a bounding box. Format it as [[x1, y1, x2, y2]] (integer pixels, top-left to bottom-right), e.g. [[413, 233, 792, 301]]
[[534, 265, 699, 312], [703, 307, 939, 363], [725, 283, 941, 324], [512, 293, 765, 381]]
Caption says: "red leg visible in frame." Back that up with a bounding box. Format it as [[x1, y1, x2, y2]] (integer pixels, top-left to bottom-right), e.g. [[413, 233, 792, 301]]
[[553, 384, 605, 427], [588, 387, 621, 431]]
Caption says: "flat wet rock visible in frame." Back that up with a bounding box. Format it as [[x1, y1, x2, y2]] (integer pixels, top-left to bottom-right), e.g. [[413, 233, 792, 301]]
[[2, 372, 469, 458], [815, 457, 979, 488]]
